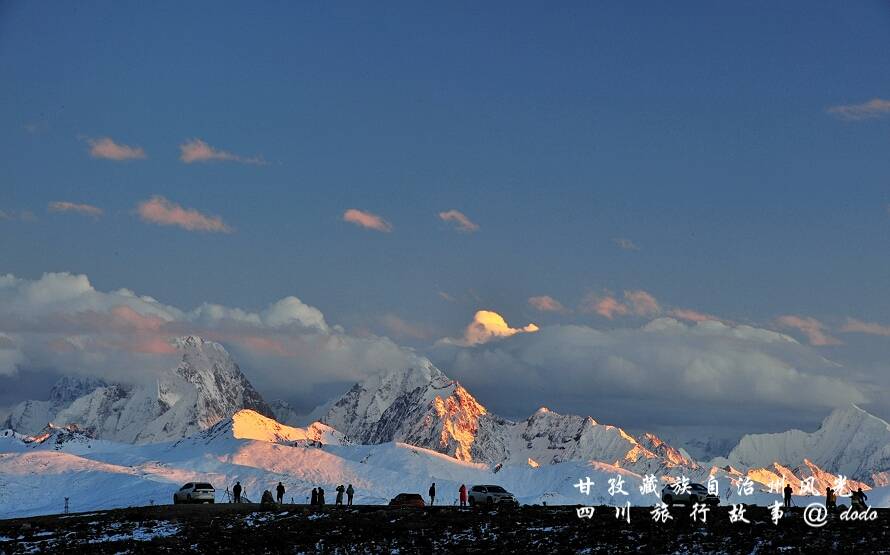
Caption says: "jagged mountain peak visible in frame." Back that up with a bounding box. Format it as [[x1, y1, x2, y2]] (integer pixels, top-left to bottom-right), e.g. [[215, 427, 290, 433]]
[[321, 362, 693, 474], [5, 335, 274, 444], [725, 403, 890, 485]]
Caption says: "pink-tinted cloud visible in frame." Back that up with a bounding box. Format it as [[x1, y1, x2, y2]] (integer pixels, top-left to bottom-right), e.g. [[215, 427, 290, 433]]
[[87, 137, 146, 160], [109, 306, 166, 332], [238, 336, 291, 357], [528, 295, 567, 313], [438, 209, 479, 232], [179, 138, 265, 165], [840, 318, 890, 337], [776, 315, 842, 346], [625, 290, 660, 316], [48, 201, 103, 219], [137, 196, 232, 233], [827, 98, 890, 121], [669, 308, 718, 323], [342, 208, 393, 232], [580, 293, 630, 319]]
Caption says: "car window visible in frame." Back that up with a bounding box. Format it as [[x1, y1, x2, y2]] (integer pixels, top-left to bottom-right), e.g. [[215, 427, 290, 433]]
[[195, 483, 214, 490], [487, 486, 506, 493], [181, 483, 192, 490]]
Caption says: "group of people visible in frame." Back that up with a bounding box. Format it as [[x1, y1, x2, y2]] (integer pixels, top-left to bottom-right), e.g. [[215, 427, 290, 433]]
[[431, 482, 471, 507], [310, 484, 355, 506], [826, 486, 869, 511], [231, 481, 288, 504], [780, 482, 869, 512]]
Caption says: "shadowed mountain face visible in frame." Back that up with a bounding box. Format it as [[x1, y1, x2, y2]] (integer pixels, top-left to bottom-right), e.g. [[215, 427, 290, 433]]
[[4, 336, 273, 443]]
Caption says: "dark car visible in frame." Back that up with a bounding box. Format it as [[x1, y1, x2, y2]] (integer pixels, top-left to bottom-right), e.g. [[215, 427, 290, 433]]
[[388, 493, 426, 508], [661, 483, 719, 507]]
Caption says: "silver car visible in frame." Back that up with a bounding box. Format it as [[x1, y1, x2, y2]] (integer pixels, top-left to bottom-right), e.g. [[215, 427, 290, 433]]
[[468, 485, 518, 507], [173, 482, 216, 504], [661, 482, 719, 507]]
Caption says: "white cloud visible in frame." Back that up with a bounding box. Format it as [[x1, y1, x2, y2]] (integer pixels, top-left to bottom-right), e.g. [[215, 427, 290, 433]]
[[431, 317, 867, 416]]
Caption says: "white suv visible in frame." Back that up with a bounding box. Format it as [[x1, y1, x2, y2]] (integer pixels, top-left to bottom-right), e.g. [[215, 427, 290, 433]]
[[173, 482, 216, 504], [661, 483, 718, 507], [468, 485, 518, 507]]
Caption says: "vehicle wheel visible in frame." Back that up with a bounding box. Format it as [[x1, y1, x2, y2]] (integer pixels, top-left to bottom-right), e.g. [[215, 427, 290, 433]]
[[663, 495, 673, 507], [173, 496, 178, 505]]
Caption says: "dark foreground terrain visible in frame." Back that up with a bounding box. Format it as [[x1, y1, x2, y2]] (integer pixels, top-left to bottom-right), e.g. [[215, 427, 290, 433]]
[[1, 504, 888, 554]]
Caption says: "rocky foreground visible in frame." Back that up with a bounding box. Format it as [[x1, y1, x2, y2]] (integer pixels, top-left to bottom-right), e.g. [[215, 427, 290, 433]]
[[1, 504, 889, 554]]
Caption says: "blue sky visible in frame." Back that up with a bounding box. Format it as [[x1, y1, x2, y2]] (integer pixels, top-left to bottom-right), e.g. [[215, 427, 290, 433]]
[[2, 1, 890, 435]]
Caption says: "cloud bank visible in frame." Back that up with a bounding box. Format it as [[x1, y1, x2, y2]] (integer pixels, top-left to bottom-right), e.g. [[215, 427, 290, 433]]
[[0, 273, 879, 427], [0, 273, 423, 405], [431, 317, 868, 422]]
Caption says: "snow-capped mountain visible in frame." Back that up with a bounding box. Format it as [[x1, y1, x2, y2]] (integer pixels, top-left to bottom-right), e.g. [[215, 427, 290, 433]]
[[321, 363, 693, 475], [3, 336, 273, 443], [3, 408, 889, 519], [721, 404, 890, 486]]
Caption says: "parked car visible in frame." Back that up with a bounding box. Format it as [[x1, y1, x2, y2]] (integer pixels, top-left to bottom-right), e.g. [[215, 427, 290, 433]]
[[388, 493, 426, 508], [467, 485, 518, 507], [661, 483, 719, 507], [173, 482, 216, 504]]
